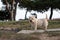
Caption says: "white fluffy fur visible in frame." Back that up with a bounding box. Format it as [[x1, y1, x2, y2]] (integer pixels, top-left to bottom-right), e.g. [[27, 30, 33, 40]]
[[29, 14, 48, 31]]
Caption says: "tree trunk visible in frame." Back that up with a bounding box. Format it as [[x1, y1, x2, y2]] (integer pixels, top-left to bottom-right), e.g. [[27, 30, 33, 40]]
[[13, 2, 17, 21], [11, 0, 14, 21], [10, 12, 14, 21], [49, 7, 53, 20], [5, 0, 11, 20], [5, 0, 16, 21], [25, 10, 28, 20], [10, 0, 17, 21]]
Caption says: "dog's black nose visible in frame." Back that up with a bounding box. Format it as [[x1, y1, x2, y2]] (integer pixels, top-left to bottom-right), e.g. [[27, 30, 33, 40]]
[[30, 20, 32, 22]]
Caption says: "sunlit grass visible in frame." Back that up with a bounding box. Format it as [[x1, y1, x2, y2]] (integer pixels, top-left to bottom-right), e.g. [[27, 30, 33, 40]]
[[0, 20, 60, 30]]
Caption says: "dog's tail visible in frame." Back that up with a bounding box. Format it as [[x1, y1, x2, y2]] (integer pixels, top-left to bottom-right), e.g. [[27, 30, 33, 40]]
[[46, 14, 48, 20]]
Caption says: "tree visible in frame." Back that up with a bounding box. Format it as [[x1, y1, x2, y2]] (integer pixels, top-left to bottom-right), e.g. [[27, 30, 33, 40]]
[[2, 0, 60, 20], [19, 0, 49, 18], [34, 0, 60, 19], [1, 0, 18, 21], [49, 0, 60, 19], [25, 9, 31, 20], [19, 0, 60, 20], [0, 10, 10, 20], [25, 9, 28, 20]]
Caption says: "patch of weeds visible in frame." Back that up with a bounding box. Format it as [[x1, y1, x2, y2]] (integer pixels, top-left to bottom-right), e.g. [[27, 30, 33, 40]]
[[46, 31, 60, 37]]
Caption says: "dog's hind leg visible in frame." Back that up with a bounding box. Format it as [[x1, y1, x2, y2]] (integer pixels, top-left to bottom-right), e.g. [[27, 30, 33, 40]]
[[45, 26, 47, 31]]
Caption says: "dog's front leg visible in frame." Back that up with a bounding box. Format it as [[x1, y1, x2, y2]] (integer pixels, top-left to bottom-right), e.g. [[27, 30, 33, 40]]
[[35, 21, 37, 30], [31, 23, 34, 30]]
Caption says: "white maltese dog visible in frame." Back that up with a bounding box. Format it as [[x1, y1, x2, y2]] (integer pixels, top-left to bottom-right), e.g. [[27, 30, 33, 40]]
[[29, 14, 48, 31]]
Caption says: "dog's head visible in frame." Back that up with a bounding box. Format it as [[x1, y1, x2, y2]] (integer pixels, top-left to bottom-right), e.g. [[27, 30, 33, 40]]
[[29, 15, 36, 23]]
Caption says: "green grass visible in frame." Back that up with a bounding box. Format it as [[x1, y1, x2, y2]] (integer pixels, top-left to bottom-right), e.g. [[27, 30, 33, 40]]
[[0, 20, 60, 30], [48, 20, 60, 29]]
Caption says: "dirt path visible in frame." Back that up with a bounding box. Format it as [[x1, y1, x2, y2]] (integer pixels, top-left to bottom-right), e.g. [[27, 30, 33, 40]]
[[17, 28, 60, 34]]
